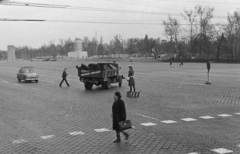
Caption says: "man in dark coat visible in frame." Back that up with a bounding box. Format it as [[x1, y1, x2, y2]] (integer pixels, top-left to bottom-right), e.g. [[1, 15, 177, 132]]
[[59, 68, 70, 87], [112, 92, 129, 143], [128, 66, 135, 92]]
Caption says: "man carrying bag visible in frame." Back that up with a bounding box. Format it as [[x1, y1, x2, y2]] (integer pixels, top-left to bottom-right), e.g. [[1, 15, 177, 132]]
[[111, 92, 131, 143]]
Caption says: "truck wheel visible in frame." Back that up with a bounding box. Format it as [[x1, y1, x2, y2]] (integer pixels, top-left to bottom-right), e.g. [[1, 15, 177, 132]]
[[105, 79, 111, 89], [18, 78, 21, 82], [118, 76, 122, 87], [85, 82, 93, 90]]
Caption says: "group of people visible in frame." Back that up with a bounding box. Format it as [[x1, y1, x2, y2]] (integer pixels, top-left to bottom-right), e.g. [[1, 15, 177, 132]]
[[59, 65, 136, 93], [58, 66, 134, 143]]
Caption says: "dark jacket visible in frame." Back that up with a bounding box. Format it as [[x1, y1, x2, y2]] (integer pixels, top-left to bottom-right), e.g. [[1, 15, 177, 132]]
[[62, 71, 68, 79], [128, 70, 135, 86], [112, 99, 126, 130]]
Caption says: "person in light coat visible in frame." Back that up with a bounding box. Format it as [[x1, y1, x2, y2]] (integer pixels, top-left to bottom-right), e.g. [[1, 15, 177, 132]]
[[128, 66, 135, 92]]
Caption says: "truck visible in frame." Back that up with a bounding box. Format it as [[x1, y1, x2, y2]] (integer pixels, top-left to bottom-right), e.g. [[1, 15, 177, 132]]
[[76, 62, 124, 90]]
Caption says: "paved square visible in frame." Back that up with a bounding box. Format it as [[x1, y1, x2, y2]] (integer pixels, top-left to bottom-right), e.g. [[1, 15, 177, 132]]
[[0, 61, 240, 153]]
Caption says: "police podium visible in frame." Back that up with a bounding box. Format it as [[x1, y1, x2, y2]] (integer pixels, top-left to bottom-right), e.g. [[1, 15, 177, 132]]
[[127, 91, 140, 98]]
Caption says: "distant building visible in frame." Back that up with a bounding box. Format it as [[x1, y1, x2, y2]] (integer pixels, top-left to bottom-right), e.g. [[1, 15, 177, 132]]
[[68, 38, 88, 59], [7, 45, 16, 61]]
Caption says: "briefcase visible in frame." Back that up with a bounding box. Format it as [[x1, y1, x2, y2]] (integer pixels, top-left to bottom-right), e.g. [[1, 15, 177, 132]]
[[118, 120, 132, 130]]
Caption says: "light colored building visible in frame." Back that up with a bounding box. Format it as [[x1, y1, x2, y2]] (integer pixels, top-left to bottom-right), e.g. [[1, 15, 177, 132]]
[[7, 45, 16, 61], [68, 38, 88, 59]]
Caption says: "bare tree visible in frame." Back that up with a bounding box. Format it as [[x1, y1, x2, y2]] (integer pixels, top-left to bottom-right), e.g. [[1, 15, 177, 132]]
[[195, 5, 215, 60], [163, 15, 182, 58], [181, 8, 198, 56]]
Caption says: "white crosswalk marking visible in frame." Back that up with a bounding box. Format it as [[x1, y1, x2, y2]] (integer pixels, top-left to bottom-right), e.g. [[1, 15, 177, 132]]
[[13, 139, 27, 144], [2, 80, 9, 83], [199, 116, 215, 119], [161, 120, 177, 124], [94, 128, 111, 132], [188, 153, 198, 154], [181, 118, 197, 122], [69, 131, 85, 136], [41, 135, 55, 140], [140, 122, 157, 126], [217, 114, 232, 117], [210, 148, 233, 153], [234, 113, 240, 115]]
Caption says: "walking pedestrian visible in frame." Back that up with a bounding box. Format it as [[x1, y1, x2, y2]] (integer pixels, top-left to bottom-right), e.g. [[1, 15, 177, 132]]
[[111, 91, 129, 143], [128, 66, 135, 92], [59, 68, 70, 87]]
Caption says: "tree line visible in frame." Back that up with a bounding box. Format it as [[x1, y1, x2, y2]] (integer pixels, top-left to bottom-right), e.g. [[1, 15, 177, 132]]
[[7, 5, 240, 62]]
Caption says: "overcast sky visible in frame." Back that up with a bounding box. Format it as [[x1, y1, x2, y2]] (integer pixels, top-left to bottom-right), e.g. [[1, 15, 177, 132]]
[[0, 0, 239, 50]]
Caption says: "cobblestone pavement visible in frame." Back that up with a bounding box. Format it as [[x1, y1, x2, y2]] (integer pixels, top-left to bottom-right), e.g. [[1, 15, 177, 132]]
[[0, 60, 240, 154]]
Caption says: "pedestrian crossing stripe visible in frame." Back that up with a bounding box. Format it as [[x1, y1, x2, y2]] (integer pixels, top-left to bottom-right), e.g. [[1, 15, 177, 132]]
[[13, 139, 27, 144], [41, 135, 55, 140], [140, 122, 157, 126], [69, 131, 85, 136], [94, 128, 111, 132], [199, 116, 215, 119], [210, 148, 233, 153], [161, 120, 177, 123], [217, 114, 232, 117], [127, 91, 140, 98], [181, 118, 197, 121]]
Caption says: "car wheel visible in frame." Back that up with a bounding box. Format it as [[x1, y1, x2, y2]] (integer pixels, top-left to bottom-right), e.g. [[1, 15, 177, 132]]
[[18, 78, 21, 82]]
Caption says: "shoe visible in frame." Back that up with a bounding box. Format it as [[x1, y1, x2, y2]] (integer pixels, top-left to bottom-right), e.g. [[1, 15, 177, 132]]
[[113, 139, 121, 143], [59, 85, 62, 87], [68, 85, 70, 87], [124, 133, 129, 140]]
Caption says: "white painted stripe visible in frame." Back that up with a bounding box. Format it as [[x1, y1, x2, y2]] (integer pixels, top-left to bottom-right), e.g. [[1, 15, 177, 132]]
[[161, 120, 177, 124], [69, 131, 85, 136], [140, 122, 157, 126], [2, 81, 9, 83], [33, 88, 39, 90], [234, 113, 240, 115], [136, 114, 159, 120], [94, 128, 111, 132], [188, 153, 198, 154], [14, 84, 22, 86], [217, 114, 232, 117], [210, 148, 233, 153], [13, 139, 27, 144], [41, 135, 55, 140], [199, 116, 215, 119], [181, 118, 197, 122]]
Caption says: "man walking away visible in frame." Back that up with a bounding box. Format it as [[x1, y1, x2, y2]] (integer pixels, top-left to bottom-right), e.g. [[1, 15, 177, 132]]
[[59, 68, 70, 87]]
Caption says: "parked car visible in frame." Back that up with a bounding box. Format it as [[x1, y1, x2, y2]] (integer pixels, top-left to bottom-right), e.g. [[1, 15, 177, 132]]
[[17, 67, 39, 83]]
